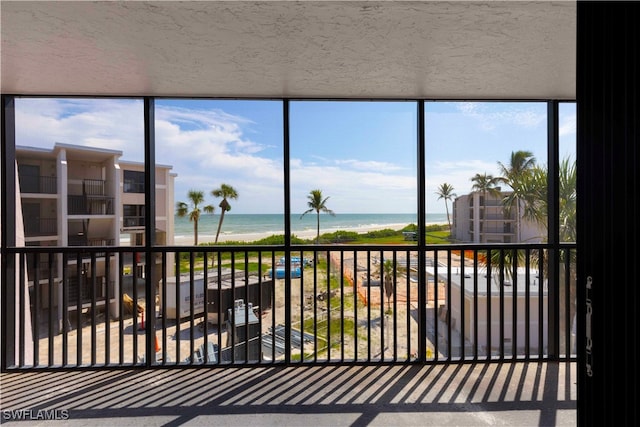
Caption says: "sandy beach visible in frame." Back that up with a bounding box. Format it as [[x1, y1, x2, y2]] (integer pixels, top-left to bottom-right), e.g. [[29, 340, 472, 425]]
[[172, 222, 415, 246]]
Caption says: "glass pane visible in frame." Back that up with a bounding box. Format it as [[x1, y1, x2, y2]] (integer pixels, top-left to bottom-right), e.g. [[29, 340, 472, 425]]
[[425, 101, 549, 360], [290, 101, 418, 362], [290, 101, 418, 241], [15, 97, 144, 366], [559, 102, 577, 358], [156, 99, 285, 246], [559, 102, 577, 244], [426, 102, 549, 244], [155, 99, 284, 365]]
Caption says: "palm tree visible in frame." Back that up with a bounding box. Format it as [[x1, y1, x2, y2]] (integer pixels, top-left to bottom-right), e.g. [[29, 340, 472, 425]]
[[558, 157, 577, 242], [498, 150, 536, 180], [491, 158, 576, 338], [176, 190, 214, 246], [382, 259, 394, 312], [211, 183, 239, 244], [435, 183, 456, 233], [515, 165, 547, 227], [510, 157, 575, 242], [470, 173, 501, 243], [497, 150, 536, 242], [300, 189, 335, 244]]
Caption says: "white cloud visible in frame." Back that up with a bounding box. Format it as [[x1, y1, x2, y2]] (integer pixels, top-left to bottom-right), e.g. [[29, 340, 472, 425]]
[[151, 105, 287, 211], [559, 113, 576, 136], [456, 102, 545, 131], [289, 160, 417, 213], [16, 98, 144, 154], [334, 158, 405, 172], [15, 98, 476, 214], [426, 159, 501, 208]]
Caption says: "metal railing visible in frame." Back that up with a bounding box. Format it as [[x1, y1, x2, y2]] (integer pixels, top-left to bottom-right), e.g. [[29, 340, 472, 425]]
[[67, 195, 115, 215], [1, 243, 576, 369], [123, 215, 145, 228], [82, 179, 106, 196], [17, 175, 57, 194], [24, 217, 57, 237]]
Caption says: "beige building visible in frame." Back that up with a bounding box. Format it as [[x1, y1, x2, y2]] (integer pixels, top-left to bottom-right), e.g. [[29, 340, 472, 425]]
[[451, 191, 545, 244], [16, 143, 175, 331]]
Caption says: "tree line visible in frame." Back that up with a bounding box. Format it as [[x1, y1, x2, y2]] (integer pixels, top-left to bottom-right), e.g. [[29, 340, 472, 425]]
[[177, 186, 334, 245], [176, 183, 238, 245]]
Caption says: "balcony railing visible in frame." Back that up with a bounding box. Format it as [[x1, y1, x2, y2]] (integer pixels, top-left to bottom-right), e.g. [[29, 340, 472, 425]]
[[24, 217, 57, 237], [2, 243, 576, 369], [25, 253, 59, 282], [18, 175, 57, 194], [123, 215, 145, 228], [83, 179, 106, 196], [68, 195, 114, 215]]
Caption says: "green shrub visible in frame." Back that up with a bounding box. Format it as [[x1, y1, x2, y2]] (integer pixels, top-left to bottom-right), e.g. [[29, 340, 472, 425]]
[[426, 223, 447, 232], [318, 230, 359, 243], [402, 223, 418, 232], [363, 228, 400, 238]]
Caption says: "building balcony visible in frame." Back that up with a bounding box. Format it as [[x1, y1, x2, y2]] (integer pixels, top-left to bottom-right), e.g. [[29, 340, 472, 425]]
[[480, 228, 515, 236], [2, 362, 578, 427], [123, 215, 145, 228], [67, 195, 114, 215], [24, 217, 57, 237], [17, 174, 57, 194], [82, 178, 107, 196], [0, 360, 576, 425], [481, 215, 515, 222]]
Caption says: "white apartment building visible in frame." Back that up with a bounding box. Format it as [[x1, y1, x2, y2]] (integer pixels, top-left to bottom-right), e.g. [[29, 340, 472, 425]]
[[429, 265, 549, 356], [16, 143, 175, 331], [451, 191, 545, 244]]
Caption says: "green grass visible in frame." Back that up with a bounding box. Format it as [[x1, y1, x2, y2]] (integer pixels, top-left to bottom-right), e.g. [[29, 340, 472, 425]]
[[176, 226, 452, 273], [425, 230, 451, 244]]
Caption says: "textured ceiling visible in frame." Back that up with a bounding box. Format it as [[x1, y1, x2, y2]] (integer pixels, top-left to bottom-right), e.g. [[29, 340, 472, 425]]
[[1, 1, 576, 99]]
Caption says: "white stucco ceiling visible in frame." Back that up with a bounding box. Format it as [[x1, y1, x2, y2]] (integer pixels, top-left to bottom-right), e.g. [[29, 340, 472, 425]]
[[1, 1, 576, 99]]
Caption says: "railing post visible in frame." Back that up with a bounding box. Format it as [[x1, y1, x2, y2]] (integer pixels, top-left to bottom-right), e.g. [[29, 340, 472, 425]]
[[144, 97, 157, 366], [283, 99, 292, 363], [547, 101, 560, 358], [1, 95, 17, 370], [417, 100, 427, 362]]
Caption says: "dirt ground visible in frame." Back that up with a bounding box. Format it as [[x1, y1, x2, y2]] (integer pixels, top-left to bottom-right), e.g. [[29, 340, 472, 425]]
[[27, 249, 469, 367]]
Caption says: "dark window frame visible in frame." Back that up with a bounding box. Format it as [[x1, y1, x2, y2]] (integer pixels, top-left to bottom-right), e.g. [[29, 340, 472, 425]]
[[123, 170, 145, 193]]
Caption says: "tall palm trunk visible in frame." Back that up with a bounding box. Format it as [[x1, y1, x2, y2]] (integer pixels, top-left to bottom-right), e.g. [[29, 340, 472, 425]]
[[445, 201, 451, 232], [214, 208, 227, 244]]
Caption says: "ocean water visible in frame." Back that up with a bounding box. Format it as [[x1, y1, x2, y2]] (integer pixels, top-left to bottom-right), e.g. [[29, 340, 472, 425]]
[[173, 213, 447, 242]]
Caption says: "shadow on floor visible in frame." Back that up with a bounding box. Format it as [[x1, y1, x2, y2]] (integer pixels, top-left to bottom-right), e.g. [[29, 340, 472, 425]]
[[0, 362, 576, 426]]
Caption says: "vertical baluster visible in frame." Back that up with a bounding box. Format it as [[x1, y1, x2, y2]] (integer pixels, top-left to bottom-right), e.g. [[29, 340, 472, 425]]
[[174, 252, 180, 364], [460, 249, 465, 361], [473, 249, 479, 361], [61, 252, 68, 366], [525, 248, 531, 360], [161, 251, 167, 365], [512, 248, 518, 360], [188, 251, 195, 365], [118, 253, 125, 365], [486, 249, 492, 361]]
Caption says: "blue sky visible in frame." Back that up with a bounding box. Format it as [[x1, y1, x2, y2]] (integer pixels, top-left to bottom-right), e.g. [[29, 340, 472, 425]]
[[14, 98, 576, 214]]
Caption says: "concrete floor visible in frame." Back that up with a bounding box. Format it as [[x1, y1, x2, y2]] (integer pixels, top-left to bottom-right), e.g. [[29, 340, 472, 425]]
[[1, 361, 576, 426]]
